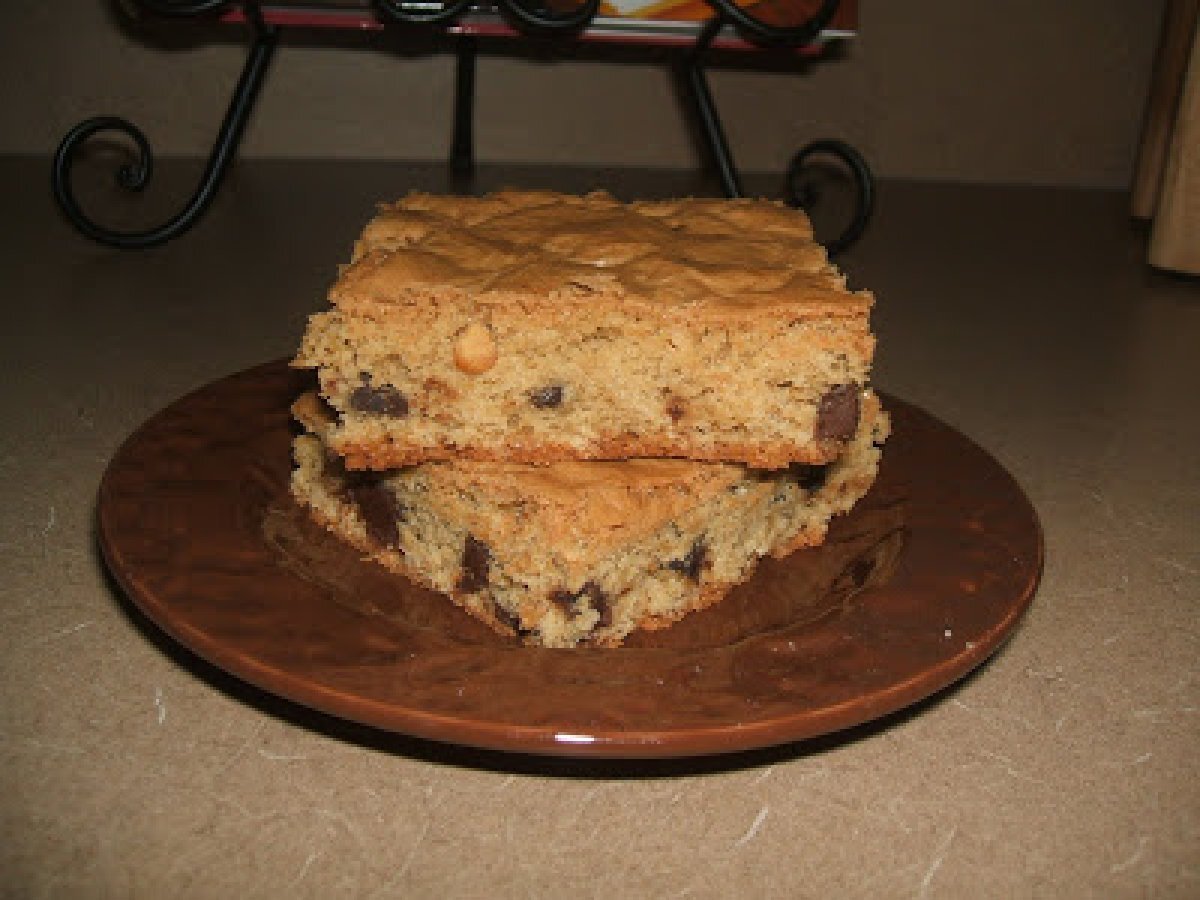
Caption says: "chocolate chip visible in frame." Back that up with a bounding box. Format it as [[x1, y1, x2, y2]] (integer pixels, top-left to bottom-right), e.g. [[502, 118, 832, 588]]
[[816, 383, 859, 441], [667, 539, 709, 581], [457, 533, 492, 594], [528, 384, 564, 409], [349, 384, 409, 417], [787, 463, 830, 492], [551, 581, 607, 620], [665, 395, 687, 423], [491, 602, 533, 638], [324, 448, 352, 481], [594, 601, 613, 629], [550, 588, 577, 614], [492, 601, 520, 633], [588, 584, 614, 629], [347, 478, 405, 549]]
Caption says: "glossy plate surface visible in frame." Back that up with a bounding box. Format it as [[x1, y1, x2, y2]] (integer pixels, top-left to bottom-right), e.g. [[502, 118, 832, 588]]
[[98, 361, 1042, 758]]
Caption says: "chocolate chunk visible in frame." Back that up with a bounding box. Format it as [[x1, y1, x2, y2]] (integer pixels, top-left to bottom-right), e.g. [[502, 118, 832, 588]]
[[587, 584, 614, 629], [492, 602, 533, 638], [492, 601, 521, 633], [528, 384, 564, 409], [457, 534, 492, 594], [593, 599, 613, 629], [551, 581, 607, 621], [667, 539, 710, 581], [787, 463, 830, 492], [349, 384, 409, 418], [324, 448, 352, 481], [550, 588, 578, 614], [816, 384, 859, 441], [347, 478, 405, 549]]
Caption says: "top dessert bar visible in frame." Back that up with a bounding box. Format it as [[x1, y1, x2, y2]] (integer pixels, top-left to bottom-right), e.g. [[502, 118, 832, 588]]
[[294, 189, 877, 470]]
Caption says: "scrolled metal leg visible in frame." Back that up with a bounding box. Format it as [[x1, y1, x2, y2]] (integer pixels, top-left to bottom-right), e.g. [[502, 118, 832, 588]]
[[495, 0, 600, 35], [785, 138, 874, 256], [702, 0, 839, 47], [679, 0, 873, 253], [51, 16, 278, 249], [681, 15, 743, 200], [450, 37, 477, 181]]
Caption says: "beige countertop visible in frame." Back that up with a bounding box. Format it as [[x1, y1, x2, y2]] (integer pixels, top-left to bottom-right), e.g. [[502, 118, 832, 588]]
[[2, 157, 1196, 897]]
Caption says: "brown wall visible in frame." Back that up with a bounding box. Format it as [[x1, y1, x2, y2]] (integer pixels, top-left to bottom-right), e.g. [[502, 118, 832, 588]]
[[6, 0, 1165, 187]]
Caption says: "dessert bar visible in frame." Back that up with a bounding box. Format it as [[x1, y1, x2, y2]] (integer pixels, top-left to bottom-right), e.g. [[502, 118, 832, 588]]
[[294, 189, 877, 469]]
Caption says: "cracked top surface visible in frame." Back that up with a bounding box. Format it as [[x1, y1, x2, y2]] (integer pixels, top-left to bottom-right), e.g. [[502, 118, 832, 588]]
[[328, 189, 873, 319]]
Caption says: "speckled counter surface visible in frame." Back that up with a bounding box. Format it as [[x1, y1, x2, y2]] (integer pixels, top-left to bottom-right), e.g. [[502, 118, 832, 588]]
[[2, 157, 1196, 897]]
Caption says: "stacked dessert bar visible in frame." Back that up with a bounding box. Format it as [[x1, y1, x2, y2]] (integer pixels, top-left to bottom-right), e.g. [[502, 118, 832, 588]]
[[290, 189, 888, 647]]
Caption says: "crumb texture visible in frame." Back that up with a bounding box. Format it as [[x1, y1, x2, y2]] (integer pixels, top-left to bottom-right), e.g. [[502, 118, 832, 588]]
[[290, 392, 888, 647], [289, 190, 889, 647], [294, 190, 877, 468]]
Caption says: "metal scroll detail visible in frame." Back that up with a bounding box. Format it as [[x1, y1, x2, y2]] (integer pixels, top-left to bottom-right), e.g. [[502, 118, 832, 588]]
[[373, 0, 474, 27], [55, 0, 871, 251], [493, 0, 602, 34], [704, 0, 840, 48], [375, 0, 600, 32], [786, 138, 874, 256], [685, 0, 874, 255], [682, 16, 745, 200], [50, 2, 277, 249]]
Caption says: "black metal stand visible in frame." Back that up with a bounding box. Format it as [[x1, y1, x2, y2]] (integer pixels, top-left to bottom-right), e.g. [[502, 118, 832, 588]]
[[53, 0, 873, 253], [785, 137, 874, 256], [450, 37, 477, 180], [678, 4, 873, 255], [51, 2, 277, 249], [682, 16, 744, 200]]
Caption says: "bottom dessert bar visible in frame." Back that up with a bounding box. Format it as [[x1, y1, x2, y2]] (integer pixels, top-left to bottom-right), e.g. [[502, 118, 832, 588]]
[[290, 392, 888, 648]]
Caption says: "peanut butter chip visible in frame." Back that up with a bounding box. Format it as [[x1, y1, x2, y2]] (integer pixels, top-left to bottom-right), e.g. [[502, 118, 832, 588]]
[[453, 322, 498, 374]]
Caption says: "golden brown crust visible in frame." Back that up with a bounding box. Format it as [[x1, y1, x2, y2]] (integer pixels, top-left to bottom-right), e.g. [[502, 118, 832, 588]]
[[329, 432, 852, 471], [327, 191, 870, 322]]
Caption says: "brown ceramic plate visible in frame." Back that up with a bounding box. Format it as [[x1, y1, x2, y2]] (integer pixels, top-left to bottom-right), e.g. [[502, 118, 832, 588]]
[[98, 360, 1042, 759]]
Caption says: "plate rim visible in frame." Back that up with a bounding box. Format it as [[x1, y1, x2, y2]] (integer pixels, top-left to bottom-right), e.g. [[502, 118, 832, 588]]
[[97, 360, 1044, 759]]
